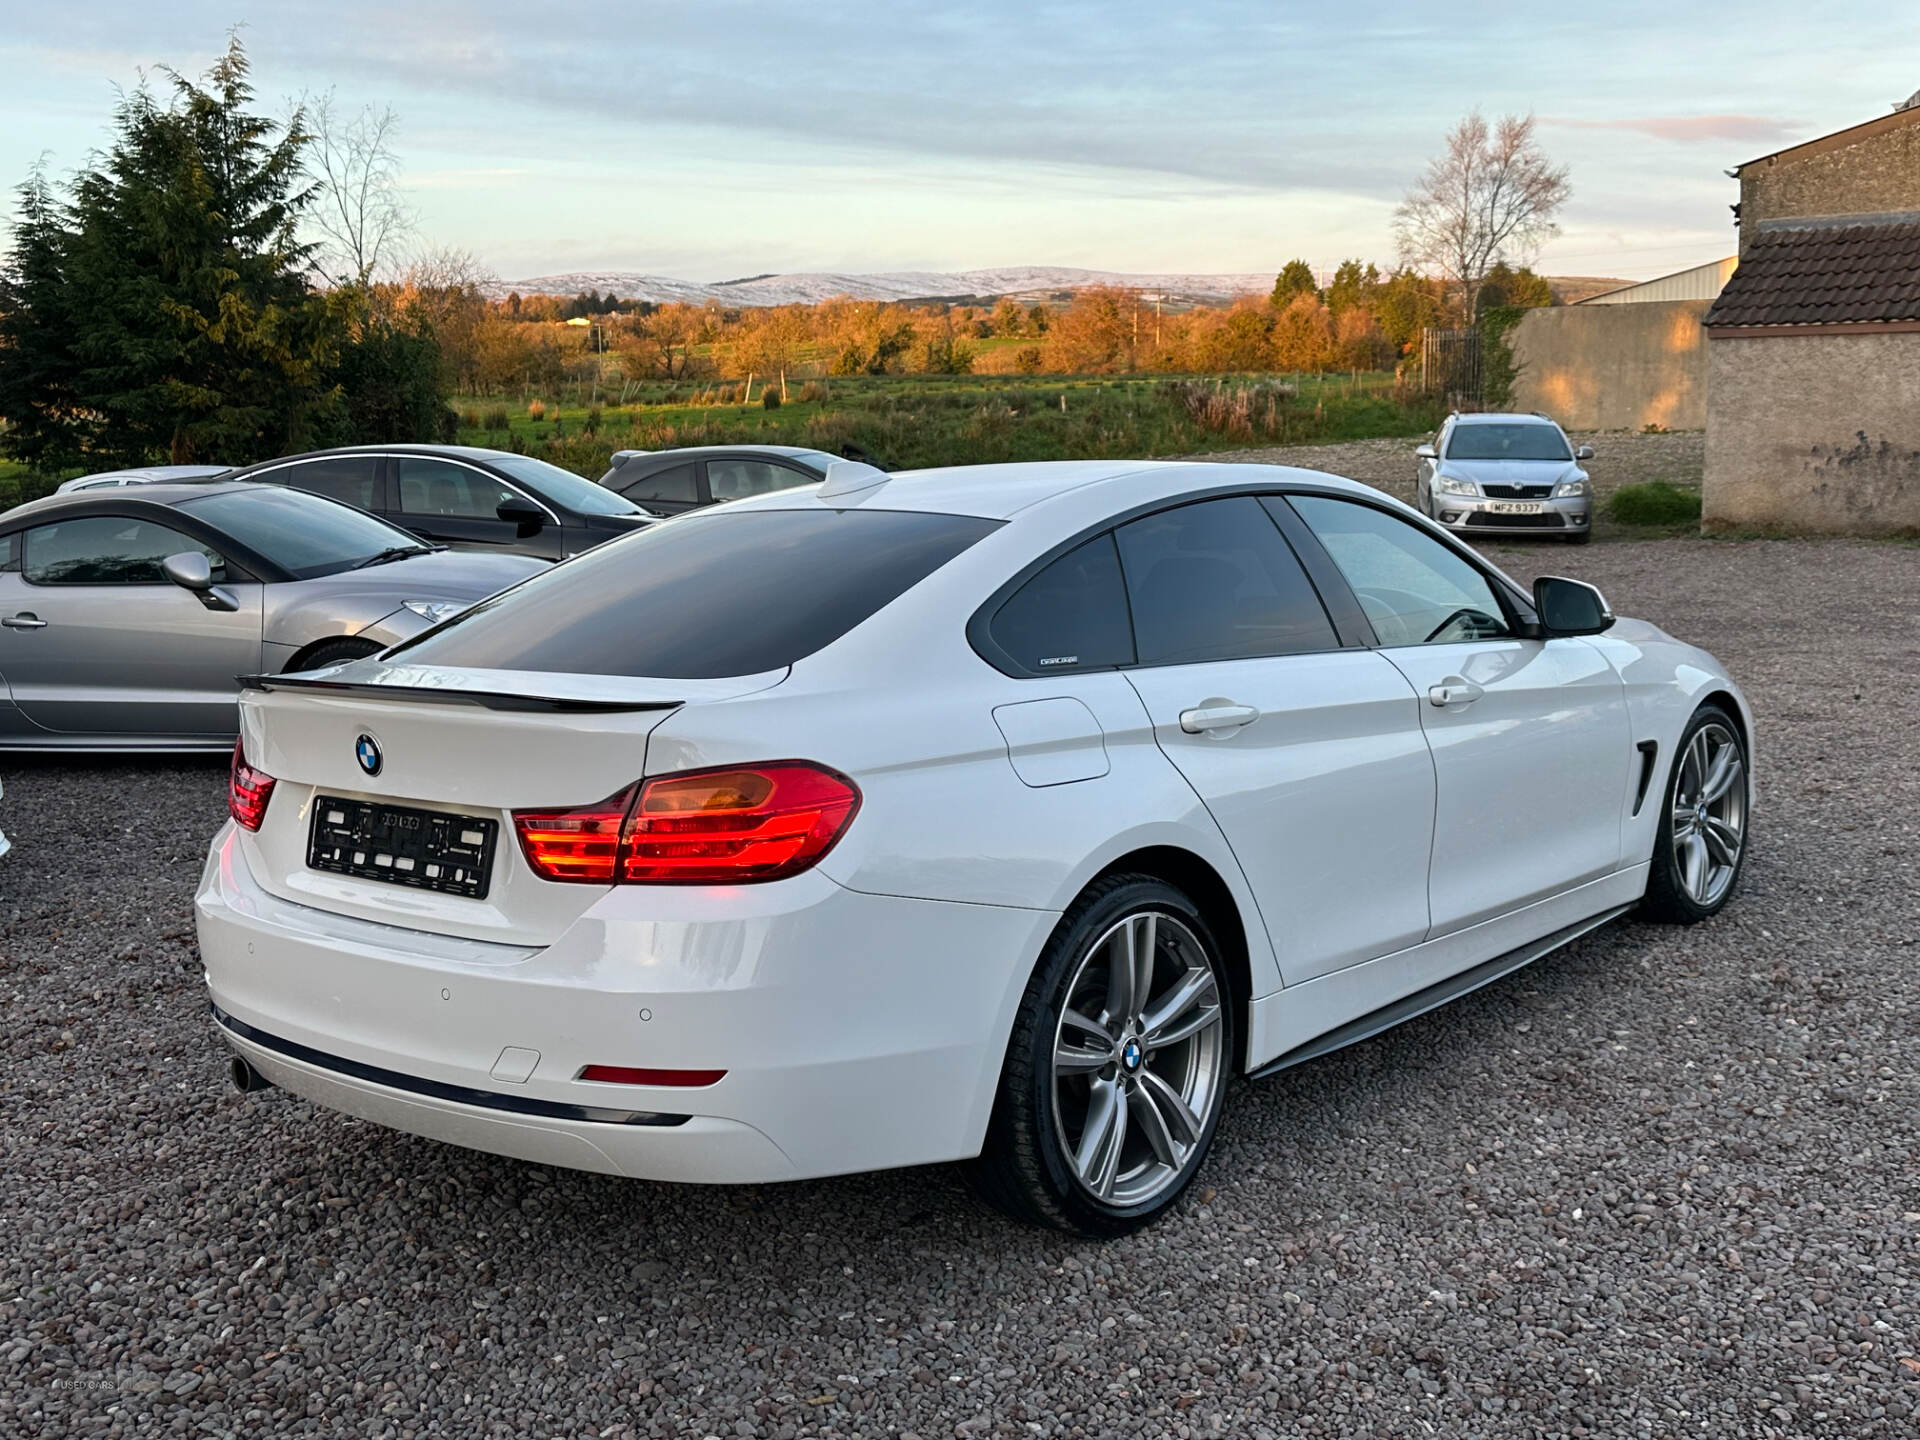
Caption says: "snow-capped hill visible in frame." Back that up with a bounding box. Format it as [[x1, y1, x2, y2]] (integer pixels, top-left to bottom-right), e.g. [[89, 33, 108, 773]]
[[494, 266, 1279, 307]]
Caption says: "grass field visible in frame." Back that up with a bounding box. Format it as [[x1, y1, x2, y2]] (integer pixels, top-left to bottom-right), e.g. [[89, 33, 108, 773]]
[[450, 371, 1444, 481]]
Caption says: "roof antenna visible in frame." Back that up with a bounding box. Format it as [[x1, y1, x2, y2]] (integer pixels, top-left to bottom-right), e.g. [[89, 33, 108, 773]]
[[817, 459, 890, 501]]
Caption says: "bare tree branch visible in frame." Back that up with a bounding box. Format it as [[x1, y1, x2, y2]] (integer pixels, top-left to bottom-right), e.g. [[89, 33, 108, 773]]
[[304, 90, 411, 284], [1394, 112, 1570, 321]]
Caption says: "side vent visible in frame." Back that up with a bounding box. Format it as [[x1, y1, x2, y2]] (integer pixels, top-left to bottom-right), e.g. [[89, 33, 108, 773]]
[[1631, 740, 1660, 816]]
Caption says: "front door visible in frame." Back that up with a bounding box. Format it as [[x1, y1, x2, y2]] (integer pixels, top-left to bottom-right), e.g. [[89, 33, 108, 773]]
[[1286, 493, 1632, 935], [394, 457, 553, 555], [1, 514, 262, 737], [1111, 496, 1438, 983]]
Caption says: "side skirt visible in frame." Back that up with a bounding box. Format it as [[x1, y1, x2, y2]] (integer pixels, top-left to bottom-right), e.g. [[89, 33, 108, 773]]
[[1247, 902, 1634, 1081]]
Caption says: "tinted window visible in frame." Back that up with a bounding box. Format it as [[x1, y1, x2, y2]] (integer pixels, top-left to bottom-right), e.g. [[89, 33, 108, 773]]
[[269, 456, 381, 508], [617, 462, 698, 505], [1114, 497, 1336, 665], [399, 457, 517, 520], [989, 534, 1133, 672], [1445, 423, 1572, 462], [1287, 495, 1512, 646], [176, 487, 427, 579], [22, 516, 228, 585], [488, 454, 641, 516], [709, 459, 811, 502], [392, 509, 999, 678]]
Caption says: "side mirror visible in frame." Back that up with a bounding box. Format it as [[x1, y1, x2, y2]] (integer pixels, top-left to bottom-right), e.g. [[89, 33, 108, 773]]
[[1415, 444, 1437, 460], [163, 551, 212, 591], [496, 494, 546, 537], [1533, 575, 1613, 637], [1575, 445, 1595, 461], [163, 551, 240, 612]]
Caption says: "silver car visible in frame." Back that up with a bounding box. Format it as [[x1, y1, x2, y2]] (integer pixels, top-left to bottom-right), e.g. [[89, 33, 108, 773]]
[[0, 482, 548, 751], [55, 464, 232, 494], [1414, 413, 1595, 544]]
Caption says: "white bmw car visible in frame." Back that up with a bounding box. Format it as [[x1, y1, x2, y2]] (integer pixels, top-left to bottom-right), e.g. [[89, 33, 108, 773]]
[[196, 459, 1753, 1235]]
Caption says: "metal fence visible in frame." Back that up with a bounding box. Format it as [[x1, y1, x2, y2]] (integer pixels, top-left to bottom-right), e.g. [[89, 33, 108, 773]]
[[1420, 327, 1482, 409]]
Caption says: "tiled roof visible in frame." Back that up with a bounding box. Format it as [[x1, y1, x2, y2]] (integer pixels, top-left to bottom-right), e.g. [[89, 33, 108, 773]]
[[1704, 217, 1920, 329]]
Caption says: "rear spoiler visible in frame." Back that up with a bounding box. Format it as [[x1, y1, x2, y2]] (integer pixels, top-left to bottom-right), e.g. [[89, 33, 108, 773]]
[[238, 673, 683, 715]]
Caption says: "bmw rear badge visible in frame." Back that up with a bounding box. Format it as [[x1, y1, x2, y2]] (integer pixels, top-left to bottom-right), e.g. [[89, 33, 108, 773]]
[[355, 733, 382, 777]]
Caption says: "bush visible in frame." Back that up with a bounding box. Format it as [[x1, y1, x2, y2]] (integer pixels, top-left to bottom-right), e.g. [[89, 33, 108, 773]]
[[798, 380, 830, 404], [526, 399, 547, 422], [1013, 346, 1044, 374], [482, 405, 510, 431], [762, 387, 782, 409], [585, 405, 603, 434], [459, 407, 481, 429], [1608, 481, 1702, 527]]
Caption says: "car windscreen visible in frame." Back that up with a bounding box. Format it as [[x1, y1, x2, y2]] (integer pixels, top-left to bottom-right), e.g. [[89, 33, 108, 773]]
[[1445, 424, 1572, 462], [173, 487, 428, 579], [388, 508, 1001, 678], [487, 454, 643, 517]]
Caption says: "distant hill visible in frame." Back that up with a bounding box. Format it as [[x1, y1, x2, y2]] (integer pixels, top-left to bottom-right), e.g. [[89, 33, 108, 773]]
[[493, 267, 1279, 308], [492, 266, 1638, 310]]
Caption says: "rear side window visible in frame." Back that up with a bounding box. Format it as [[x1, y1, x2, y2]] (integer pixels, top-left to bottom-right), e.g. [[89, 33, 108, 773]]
[[709, 459, 810, 502], [616, 462, 698, 505], [398, 457, 516, 519], [267, 456, 381, 508], [392, 508, 1000, 678], [1115, 497, 1337, 665], [987, 534, 1134, 672]]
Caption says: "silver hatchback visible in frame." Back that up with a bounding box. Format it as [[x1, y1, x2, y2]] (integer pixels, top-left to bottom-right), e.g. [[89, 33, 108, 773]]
[[0, 482, 548, 751], [1415, 413, 1594, 544]]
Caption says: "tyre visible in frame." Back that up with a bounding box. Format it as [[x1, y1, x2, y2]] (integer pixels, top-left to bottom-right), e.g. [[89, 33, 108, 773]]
[[967, 875, 1233, 1236], [288, 636, 384, 672], [1641, 703, 1749, 924]]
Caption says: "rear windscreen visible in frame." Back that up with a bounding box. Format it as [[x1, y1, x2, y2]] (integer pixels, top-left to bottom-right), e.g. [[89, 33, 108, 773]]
[[390, 507, 999, 678]]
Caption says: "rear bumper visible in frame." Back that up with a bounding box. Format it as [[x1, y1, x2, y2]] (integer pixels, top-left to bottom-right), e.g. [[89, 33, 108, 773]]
[[196, 823, 1056, 1183]]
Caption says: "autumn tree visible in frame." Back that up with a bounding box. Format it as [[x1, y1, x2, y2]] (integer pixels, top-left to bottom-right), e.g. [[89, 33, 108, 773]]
[[1044, 287, 1143, 373], [1270, 294, 1335, 372], [1394, 112, 1569, 321]]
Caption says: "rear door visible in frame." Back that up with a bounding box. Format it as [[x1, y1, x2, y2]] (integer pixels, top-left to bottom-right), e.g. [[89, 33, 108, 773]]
[[1112, 495, 1437, 983], [0, 513, 261, 737], [1285, 492, 1632, 934]]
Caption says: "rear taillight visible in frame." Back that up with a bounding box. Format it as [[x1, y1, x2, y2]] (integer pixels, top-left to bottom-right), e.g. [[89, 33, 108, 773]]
[[229, 740, 276, 831], [511, 762, 859, 886], [512, 786, 635, 883]]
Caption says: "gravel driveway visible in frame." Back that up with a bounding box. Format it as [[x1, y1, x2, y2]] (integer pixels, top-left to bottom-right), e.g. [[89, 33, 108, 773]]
[[3, 532, 1916, 1439]]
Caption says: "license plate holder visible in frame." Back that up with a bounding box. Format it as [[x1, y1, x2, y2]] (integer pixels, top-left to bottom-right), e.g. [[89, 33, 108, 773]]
[[1487, 501, 1545, 515], [308, 795, 498, 899]]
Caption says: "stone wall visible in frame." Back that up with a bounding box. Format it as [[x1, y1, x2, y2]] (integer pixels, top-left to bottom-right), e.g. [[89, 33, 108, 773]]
[[1738, 114, 1920, 252], [1509, 301, 1710, 432], [1703, 330, 1920, 534]]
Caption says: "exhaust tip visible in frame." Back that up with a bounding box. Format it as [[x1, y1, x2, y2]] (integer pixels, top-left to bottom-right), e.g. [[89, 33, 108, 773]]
[[230, 1055, 273, 1094]]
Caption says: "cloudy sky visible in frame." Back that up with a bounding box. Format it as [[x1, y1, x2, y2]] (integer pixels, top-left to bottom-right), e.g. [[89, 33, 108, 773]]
[[2, 3, 1915, 284]]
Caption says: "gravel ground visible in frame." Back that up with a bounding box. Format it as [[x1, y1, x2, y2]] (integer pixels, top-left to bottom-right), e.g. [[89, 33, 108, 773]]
[[3, 527, 1917, 1438]]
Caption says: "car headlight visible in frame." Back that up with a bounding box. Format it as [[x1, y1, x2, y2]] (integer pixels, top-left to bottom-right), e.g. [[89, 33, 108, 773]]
[[1435, 475, 1480, 496], [401, 599, 465, 623], [1554, 478, 1591, 498]]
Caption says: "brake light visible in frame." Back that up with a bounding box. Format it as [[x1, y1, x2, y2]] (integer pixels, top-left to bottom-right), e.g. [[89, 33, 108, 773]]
[[229, 740, 276, 831], [512, 786, 636, 883], [510, 762, 859, 886]]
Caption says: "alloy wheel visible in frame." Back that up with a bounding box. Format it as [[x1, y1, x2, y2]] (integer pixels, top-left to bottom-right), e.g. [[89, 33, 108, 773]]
[[1670, 721, 1746, 907], [1050, 910, 1226, 1207]]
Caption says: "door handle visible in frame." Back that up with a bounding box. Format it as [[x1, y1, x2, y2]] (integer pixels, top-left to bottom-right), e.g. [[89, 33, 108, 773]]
[[1, 613, 47, 630], [1179, 702, 1260, 734], [1428, 677, 1483, 707]]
